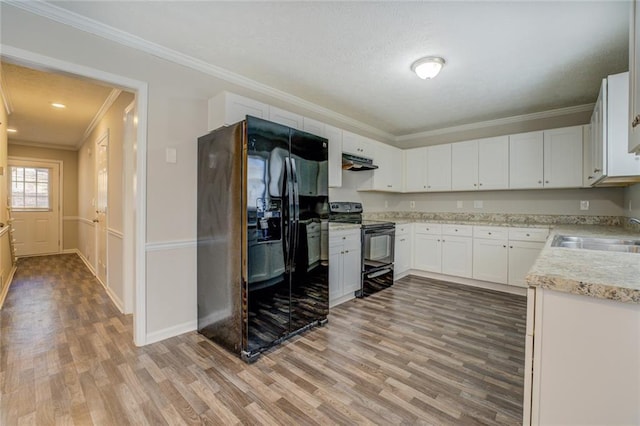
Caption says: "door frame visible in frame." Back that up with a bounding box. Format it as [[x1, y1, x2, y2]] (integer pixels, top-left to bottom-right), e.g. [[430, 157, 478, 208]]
[[1, 45, 149, 346], [7, 157, 63, 256]]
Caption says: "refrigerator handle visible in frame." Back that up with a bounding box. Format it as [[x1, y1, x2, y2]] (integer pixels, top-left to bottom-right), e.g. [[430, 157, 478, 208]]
[[284, 157, 295, 269], [290, 157, 300, 269]]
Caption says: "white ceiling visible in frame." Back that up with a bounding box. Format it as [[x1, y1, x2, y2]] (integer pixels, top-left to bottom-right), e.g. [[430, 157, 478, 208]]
[[2, 1, 630, 145]]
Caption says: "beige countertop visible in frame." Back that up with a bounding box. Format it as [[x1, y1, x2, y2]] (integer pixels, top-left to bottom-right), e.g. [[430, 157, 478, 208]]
[[527, 225, 640, 304]]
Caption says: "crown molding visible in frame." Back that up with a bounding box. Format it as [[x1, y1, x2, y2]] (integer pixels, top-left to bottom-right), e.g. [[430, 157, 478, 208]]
[[396, 103, 595, 142], [9, 139, 77, 151], [76, 88, 121, 148], [5, 0, 393, 141]]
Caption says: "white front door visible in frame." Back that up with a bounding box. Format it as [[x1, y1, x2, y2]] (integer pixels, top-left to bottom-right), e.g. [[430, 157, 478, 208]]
[[9, 159, 61, 257], [95, 131, 109, 285]]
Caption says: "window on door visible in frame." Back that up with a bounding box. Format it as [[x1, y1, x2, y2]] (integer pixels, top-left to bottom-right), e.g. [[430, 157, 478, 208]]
[[10, 166, 51, 210]]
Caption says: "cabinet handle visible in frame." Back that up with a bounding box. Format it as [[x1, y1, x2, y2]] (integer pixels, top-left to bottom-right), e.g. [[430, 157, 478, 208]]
[[503, 245, 507, 248], [488, 232, 492, 235], [594, 168, 601, 173], [632, 114, 640, 128], [427, 185, 431, 189], [345, 250, 349, 253], [454, 229, 458, 232], [473, 183, 477, 187], [587, 176, 593, 180], [545, 180, 549, 184], [387, 185, 392, 188], [423, 185, 427, 188], [509, 245, 513, 249], [479, 183, 483, 186], [526, 233, 530, 237], [342, 236, 346, 240], [538, 180, 542, 184], [341, 251, 344, 254]]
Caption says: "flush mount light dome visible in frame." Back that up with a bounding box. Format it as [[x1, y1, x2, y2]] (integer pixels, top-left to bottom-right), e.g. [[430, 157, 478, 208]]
[[51, 103, 66, 109], [411, 57, 446, 79]]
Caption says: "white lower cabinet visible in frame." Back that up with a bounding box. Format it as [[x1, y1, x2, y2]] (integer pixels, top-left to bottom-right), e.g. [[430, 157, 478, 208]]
[[508, 241, 544, 287], [473, 237, 509, 284], [412, 223, 472, 278], [394, 224, 412, 278], [329, 229, 361, 307], [524, 287, 640, 425]]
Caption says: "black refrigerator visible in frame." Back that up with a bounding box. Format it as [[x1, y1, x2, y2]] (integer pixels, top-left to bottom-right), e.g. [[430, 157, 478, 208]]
[[197, 116, 329, 362]]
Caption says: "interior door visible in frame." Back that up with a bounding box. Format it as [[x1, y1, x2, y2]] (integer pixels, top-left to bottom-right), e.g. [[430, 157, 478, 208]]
[[95, 132, 109, 284], [9, 159, 61, 257]]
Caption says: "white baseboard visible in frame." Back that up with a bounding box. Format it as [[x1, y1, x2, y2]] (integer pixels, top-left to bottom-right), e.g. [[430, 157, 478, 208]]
[[70, 248, 124, 313], [406, 269, 527, 296], [145, 320, 197, 345], [0, 265, 18, 310]]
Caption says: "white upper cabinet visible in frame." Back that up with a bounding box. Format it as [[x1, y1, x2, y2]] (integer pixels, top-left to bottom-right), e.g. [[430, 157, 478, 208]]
[[404, 147, 428, 192], [451, 137, 508, 191], [426, 144, 452, 191], [543, 126, 583, 188], [510, 131, 544, 189], [478, 136, 509, 190], [359, 142, 403, 192], [342, 131, 375, 158], [606, 72, 640, 180], [630, 0, 640, 154], [590, 79, 607, 182], [302, 117, 325, 137], [324, 124, 343, 188], [269, 106, 303, 130], [208, 92, 269, 130], [451, 140, 479, 191]]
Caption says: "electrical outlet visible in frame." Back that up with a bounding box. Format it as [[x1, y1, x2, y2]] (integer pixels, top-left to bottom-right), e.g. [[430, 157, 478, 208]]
[[473, 200, 483, 209], [456, 200, 463, 209], [580, 200, 589, 211], [410, 201, 416, 209]]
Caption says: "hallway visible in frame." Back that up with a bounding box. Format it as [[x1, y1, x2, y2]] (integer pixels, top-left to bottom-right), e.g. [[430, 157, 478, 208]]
[[0, 254, 526, 425]]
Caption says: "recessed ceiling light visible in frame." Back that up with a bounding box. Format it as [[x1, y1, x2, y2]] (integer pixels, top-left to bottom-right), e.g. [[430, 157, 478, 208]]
[[411, 57, 446, 80], [51, 103, 66, 109], [7, 128, 17, 133]]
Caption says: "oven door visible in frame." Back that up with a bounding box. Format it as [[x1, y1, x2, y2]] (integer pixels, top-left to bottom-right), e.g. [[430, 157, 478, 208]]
[[362, 227, 395, 268]]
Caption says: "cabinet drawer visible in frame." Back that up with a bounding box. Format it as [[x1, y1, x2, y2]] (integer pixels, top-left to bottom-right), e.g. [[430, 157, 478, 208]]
[[413, 223, 442, 235], [395, 223, 411, 235], [329, 229, 360, 243], [473, 226, 508, 240], [442, 224, 472, 237], [509, 227, 549, 242]]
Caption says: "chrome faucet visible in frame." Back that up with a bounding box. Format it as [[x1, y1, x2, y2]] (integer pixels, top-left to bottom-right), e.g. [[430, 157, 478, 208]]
[[630, 217, 640, 225]]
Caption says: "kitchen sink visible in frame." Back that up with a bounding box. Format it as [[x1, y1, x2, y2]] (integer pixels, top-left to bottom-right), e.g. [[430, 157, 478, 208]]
[[551, 235, 640, 254]]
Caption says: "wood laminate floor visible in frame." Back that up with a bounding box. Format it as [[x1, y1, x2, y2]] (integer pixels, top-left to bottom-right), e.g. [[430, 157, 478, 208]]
[[1, 254, 527, 425]]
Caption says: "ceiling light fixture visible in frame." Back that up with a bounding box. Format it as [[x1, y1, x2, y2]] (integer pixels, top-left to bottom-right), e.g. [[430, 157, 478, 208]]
[[51, 103, 66, 109], [411, 56, 446, 80], [7, 128, 17, 133]]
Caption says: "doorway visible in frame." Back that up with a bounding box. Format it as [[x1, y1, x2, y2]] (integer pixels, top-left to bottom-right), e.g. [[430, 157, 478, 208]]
[[2, 45, 148, 346], [8, 158, 62, 257]]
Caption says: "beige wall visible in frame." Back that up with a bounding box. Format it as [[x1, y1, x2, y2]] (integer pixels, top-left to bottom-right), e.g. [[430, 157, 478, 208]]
[[8, 143, 78, 249]]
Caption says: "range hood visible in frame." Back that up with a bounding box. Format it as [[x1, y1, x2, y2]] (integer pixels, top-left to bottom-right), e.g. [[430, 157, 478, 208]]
[[342, 153, 378, 171]]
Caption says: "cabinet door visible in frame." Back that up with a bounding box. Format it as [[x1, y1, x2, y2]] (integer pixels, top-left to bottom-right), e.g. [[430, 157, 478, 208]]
[[630, 0, 640, 154], [303, 117, 325, 137], [208, 92, 269, 130], [451, 140, 478, 191], [478, 136, 509, 190], [510, 131, 544, 189], [269, 106, 303, 130], [404, 148, 428, 192], [373, 143, 402, 191], [508, 241, 544, 287], [342, 240, 362, 293], [413, 234, 441, 273], [607, 72, 640, 177], [473, 238, 508, 284], [591, 81, 607, 182], [394, 232, 411, 277], [342, 131, 374, 158], [426, 144, 452, 191], [544, 126, 583, 188], [328, 242, 344, 301], [325, 124, 342, 188], [441, 236, 473, 278]]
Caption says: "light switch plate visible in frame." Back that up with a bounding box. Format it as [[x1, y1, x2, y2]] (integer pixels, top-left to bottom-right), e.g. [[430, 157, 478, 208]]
[[456, 200, 463, 209], [473, 200, 483, 209], [580, 200, 589, 210], [409, 201, 416, 209], [166, 147, 177, 164]]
